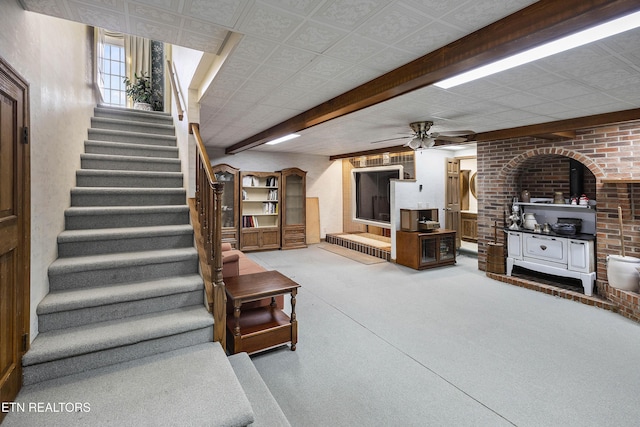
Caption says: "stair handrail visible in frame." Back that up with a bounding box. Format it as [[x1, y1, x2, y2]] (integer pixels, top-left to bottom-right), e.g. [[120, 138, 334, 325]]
[[191, 122, 226, 349], [166, 59, 184, 121]]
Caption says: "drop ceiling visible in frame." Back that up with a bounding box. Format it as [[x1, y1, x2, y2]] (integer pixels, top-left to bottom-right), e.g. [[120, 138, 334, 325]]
[[20, 0, 640, 157]]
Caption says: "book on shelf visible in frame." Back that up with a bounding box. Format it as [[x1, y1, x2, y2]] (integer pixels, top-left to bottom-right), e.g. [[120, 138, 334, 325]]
[[263, 202, 278, 214], [265, 176, 278, 187], [242, 175, 259, 187], [242, 215, 259, 228]]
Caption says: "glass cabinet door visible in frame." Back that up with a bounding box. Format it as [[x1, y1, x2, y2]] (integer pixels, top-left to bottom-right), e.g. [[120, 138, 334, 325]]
[[284, 173, 304, 226], [215, 170, 236, 228]]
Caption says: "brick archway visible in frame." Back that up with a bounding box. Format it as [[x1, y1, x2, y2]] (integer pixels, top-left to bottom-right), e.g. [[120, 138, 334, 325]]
[[497, 147, 605, 184]]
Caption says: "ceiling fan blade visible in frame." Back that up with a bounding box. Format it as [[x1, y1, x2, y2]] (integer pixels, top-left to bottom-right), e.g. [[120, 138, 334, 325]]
[[438, 130, 474, 136], [434, 135, 467, 143], [370, 136, 412, 144]]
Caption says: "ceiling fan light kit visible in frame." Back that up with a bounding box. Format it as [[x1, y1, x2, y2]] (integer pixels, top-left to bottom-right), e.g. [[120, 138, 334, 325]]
[[370, 120, 472, 149]]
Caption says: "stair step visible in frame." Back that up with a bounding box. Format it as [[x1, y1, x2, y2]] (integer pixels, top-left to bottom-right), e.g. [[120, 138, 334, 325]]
[[76, 169, 183, 188], [81, 153, 181, 172], [84, 140, 179, 158], [37, 275, 204, 332], [22, 306, 214, 385], [91, 116, 175, 136], [65, 205, 189, 230], [70, 187, 186, 207], [229, 352, 292, 426], [10, 343, 255, 425], [94, 105, 173, 125], [57, 224, 194, 257], [48, 248, 198, 291], [87, 128, 177, 146]]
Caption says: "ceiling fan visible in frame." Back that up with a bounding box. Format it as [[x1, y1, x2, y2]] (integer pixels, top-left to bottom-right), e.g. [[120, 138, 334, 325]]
[[371, 121, 473, 150]]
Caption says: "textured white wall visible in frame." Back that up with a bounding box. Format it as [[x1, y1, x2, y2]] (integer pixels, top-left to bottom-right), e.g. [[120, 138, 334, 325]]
[[0, 0, 97, 339], [208, 149, 343, 238], [168, 45, 203, 197]]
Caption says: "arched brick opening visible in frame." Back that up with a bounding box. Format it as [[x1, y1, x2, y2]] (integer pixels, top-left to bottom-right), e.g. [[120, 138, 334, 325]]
[[477, 125, 640, 322]]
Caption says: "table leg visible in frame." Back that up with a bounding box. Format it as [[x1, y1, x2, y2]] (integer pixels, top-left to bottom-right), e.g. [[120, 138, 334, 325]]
[[290, 288, 297, 351], [233, 301, 241, 353]]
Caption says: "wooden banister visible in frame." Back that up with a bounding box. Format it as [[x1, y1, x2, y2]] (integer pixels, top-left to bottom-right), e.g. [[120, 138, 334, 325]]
[[166, 59, 184, 121], [192, 123, 226, 348]]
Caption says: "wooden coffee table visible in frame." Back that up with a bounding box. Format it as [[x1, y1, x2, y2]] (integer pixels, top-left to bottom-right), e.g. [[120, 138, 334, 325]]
[[224, 270, 300, 355]]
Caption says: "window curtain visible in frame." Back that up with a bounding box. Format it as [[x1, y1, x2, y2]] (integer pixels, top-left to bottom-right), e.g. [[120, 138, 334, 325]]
[[124, 35, 151, 107]]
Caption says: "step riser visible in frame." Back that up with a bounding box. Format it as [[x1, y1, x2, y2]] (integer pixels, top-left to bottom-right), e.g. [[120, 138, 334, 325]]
[[94, 108, 173, 125], [49, 257, 198, 291], [58, 233, 194, 257], [65, 210, 189, 230], [39, 291, 203, 332], [76, 173, 183, 188], [22, 326, 213, 386], [85, 142, 179, 159], [81, 157, 181, 172], [88, 129, 176, 146], [91, 118, 175, 136], [71, 191, 186, 207]]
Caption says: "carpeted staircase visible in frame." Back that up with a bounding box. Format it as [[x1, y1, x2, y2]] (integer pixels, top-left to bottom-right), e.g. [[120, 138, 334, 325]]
[[11, 106, 290, 426]]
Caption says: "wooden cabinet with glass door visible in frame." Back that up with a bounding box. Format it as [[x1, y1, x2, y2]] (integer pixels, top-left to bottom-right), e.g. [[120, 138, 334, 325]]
[[212, 164, 239, 248], [280, 167, 307, 249], [239, 171, 281, 251]]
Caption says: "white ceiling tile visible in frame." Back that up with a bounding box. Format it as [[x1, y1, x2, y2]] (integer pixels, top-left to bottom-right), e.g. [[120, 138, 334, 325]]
[[258, 0, 322, 16], [127, 2, 182, 26], [303, 56, 352, 79], [219, 57, 261, 79], [231, 36, 280, 63], [439, 0, 537, 32], [394, 21, 466, 55], [182, 0, 247, 27], [282, 73, 328, 91], [264, 45, 318, 71], [129, 17, 180, 43], [359, 47, 416, 73], [286, 21, 348, 53], [311, 0, 389, 30], [356, 3, 426, 43], [182, 19, 230, 40], [248, 64, 297, 84], [131, 0, 179, 11], [22, 0, 69, 17], [68, 1, 127, 31], [532, 81, 594, 100], [323, 33, 387, 64], [579, 68, 640, 91], [239, 3, 305, 42], [333, 66, 380, 87], [493, 91, 551, 109], [401, 0, 470, 19]]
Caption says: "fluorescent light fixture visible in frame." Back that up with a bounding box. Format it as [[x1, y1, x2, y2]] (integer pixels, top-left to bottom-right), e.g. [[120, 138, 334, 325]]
[[434, 10, 640, 89], [265, 133, 300, 145]]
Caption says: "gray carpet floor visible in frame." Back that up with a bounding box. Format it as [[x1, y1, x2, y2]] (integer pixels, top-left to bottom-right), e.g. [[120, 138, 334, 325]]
[[246, 244, 640, 427]]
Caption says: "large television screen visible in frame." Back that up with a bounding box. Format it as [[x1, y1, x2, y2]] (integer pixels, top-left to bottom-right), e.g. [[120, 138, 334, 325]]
[[352, 166, 403, 226]]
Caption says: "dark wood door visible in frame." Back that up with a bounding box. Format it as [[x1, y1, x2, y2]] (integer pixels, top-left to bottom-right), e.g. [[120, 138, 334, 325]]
[[445, 158, 461, 248], [0, 58, 30, 422]]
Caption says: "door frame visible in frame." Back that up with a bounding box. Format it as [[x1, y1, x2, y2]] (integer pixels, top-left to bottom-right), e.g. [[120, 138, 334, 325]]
[[0, 55, 31, 416]]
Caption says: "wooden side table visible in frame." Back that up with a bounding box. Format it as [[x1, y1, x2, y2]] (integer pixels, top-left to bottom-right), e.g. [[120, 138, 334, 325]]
[[224, 270, 300, 355]]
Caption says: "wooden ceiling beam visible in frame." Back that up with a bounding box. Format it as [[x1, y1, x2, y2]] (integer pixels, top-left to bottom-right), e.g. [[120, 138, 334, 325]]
[[472, 108, 640, 142], [225, 0, 640, 154]]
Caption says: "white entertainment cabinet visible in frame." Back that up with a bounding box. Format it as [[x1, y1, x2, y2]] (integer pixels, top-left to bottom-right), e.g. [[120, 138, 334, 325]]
[[505, 202, 596, 296]]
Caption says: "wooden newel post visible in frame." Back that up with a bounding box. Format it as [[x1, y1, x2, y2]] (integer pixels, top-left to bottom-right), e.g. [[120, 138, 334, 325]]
[[212, 181, 227, 349]]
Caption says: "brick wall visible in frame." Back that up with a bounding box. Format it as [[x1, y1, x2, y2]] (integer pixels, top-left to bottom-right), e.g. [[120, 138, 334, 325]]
[[477, 119, 640, 321]]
